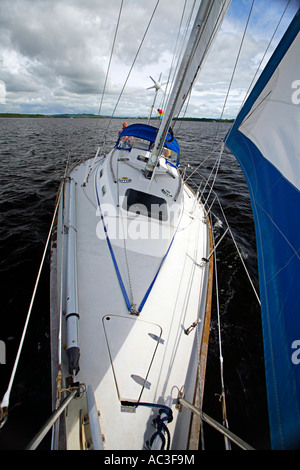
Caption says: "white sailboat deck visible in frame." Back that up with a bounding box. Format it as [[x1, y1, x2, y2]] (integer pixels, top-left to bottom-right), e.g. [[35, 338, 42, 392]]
[[51, 139, 212, 449], [48, 0, 231, 450]]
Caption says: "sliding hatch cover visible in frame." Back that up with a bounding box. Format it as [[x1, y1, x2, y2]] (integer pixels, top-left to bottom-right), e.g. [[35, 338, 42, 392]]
[[103, 315, 163, 402]]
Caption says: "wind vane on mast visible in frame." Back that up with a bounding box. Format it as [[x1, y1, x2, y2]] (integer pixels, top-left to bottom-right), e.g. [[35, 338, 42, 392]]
[[147, 73, 166, 123], [147, 75, 164, 92]]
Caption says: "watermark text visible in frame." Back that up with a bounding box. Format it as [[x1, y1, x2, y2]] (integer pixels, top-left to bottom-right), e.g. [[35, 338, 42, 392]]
[[291, 340, 300, 365], [0, 340, 6, 364], [291, 80, 300, 105]]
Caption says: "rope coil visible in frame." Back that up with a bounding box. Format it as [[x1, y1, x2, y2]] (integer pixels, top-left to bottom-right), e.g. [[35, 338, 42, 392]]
[[149, 408, 172, 450], [133, 402, 173, 450]]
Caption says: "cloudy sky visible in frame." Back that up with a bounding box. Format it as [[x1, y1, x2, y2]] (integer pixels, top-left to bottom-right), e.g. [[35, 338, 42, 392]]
[[0, 0, 298, 118]]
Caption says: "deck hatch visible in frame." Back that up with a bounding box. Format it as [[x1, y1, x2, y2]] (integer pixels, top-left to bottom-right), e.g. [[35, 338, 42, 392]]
[[103, 315, 162, 401], [123, 188, 168, 221]]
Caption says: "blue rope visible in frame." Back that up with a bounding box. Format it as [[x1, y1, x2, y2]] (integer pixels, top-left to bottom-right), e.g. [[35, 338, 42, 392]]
[[135, 402, 173, 450], [150, 409, 172, 450], [138, 206, 184, 312], [94, 169, 131, 311]]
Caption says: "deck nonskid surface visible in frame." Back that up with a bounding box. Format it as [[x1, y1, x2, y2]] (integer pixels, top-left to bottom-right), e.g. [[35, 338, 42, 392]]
[[59, 155, 210, 449]]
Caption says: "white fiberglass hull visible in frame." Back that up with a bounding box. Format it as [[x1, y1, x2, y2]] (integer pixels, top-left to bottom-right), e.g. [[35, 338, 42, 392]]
[[50, 138, 213, 450]]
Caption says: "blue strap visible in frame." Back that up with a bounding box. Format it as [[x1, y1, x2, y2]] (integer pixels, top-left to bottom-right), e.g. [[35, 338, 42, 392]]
[[138, 207, 183, 312], [94, 169, 131, 311], [95, 165, 183, 314]]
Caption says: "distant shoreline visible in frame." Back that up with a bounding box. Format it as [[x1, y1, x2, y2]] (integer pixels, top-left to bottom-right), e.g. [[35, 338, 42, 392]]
[[0, 113, 234, 123]]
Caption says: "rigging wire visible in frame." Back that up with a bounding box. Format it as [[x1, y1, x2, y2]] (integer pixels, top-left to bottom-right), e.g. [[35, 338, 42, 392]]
[[241, 0, 291, 109], [96, 0, 124, 121], [217, 201, 261, 306], [199, 0, 256, 168], [185, 0, 292, 309], [0, 184, 64, 418], [184, 140, 223, 183], [188, 160, 261, 305], [212, 222, 231, 450], [219, 0, 255, 124], [103, 0, 161, 143], [183, 0, 293, 287], [54, 1, 125, 167], [182, 0, 256, 163], [181, 1, 261, 315], [202, 142, 224, 206]]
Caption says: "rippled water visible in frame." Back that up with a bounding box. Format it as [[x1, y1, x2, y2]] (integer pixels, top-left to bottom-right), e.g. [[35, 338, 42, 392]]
[[0, 117, 269, 449]]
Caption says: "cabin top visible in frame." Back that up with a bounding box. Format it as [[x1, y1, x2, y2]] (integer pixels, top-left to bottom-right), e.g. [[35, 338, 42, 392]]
[[115, 123, 180, 168]]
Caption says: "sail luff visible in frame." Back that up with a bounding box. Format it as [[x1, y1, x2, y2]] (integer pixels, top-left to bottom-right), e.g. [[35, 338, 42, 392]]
[[226, 8, 300, 450], [145, 0, 231, 177]]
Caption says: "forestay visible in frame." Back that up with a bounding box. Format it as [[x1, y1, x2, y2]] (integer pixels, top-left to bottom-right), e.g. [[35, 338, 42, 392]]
[[226, 8, 300, 450]]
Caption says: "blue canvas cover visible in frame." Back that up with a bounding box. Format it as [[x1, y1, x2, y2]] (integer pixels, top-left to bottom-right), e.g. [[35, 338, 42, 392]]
[[226, 9, 300, 449], [115, 123, 180, 161]]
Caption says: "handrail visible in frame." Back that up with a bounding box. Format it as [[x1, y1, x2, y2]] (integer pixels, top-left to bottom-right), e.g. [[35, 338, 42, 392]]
[[179, 397, 255, 450]]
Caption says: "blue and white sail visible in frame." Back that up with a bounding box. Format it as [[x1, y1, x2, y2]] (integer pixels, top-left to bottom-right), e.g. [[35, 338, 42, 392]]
[[226, 8, 300, 450]]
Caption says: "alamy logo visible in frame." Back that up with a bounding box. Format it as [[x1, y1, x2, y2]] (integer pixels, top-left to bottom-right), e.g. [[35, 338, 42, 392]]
[[95, 199, 177, 241], [0, 340, 6, 364], [291, 340, 300, 365], [291, 80, 300, 104]]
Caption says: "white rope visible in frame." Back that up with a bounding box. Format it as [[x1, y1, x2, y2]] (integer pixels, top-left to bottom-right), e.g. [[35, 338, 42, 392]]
[[212, 227, 231, 449]]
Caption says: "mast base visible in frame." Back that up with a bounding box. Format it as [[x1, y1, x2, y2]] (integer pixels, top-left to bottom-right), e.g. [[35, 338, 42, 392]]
[[144, 169, 153, 179]]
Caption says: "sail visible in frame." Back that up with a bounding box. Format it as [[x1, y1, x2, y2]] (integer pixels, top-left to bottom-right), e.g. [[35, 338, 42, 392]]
[[165, 0, 231, 119], [226, 9, 300, 450], [146, 0, 231, 174]]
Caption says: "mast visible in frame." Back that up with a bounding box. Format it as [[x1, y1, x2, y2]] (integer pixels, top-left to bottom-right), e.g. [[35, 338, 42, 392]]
[[144, 0, 231, 178]]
